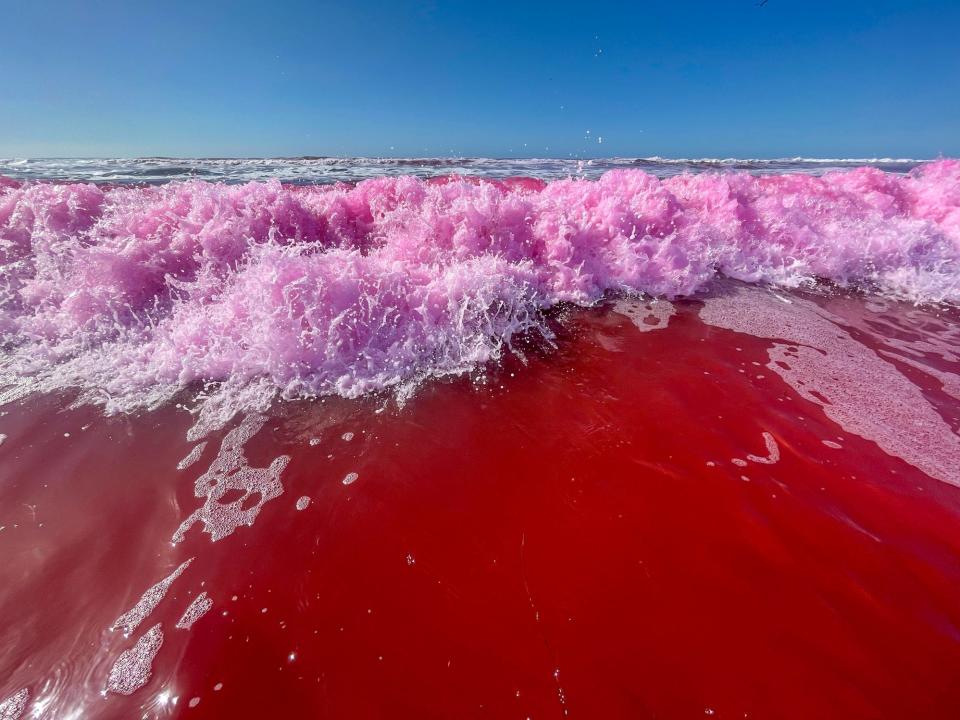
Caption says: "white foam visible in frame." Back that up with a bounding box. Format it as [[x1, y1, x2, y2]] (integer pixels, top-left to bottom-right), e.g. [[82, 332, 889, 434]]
[[112, 559, 193, 636], [612, 298, 676, 332], [173, 415, 289, 543], [342, 472, 359, 486], [0, 689, 28, 720], [185, 379, 277, 443], [106, 624, 164, 696], [176, 592, 213, 630], [176, 442, 207, 471], [746, 432, 781, 465], [295, 496, 311, 511], [701, 287, 960, 487], [878, 351, 960, 401]]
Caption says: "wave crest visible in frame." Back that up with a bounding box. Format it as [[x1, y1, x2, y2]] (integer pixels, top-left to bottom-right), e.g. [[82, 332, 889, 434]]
[[1, 160, 958, 412]]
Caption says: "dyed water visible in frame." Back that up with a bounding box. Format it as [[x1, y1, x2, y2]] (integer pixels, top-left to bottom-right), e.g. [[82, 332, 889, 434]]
[[1, 159, 959, 719]]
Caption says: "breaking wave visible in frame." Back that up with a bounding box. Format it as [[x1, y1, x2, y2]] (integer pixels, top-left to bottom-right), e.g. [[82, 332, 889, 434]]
[[1, 160, 958, 415]]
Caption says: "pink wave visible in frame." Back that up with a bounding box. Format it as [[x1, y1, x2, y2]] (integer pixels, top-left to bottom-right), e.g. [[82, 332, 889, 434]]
[[1, 161, 958, 407]]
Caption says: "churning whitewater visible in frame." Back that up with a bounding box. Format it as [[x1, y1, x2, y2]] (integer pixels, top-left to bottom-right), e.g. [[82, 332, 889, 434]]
[[1, 160, 959, 414]]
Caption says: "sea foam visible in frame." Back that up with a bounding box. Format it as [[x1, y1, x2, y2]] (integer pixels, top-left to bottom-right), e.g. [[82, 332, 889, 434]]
[[1, 161, 958, 414]]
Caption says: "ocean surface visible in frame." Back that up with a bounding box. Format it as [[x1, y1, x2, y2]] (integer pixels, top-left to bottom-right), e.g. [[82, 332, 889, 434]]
[[1, 158, 959, 719], [0, 155, 928, 185]]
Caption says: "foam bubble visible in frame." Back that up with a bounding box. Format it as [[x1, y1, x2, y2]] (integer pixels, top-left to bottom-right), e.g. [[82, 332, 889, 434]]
[[746, 432, 781, 465], [0, 689, 28, 720], [295, 496, 311, 510], [172, 415, 289, 543], [701, 286, 960, 486], [342, 472, 359, 486], [176, 592, 213, 630], [612, 298, 676, 332], [112, 559, 193, 636], [106, 624, 163, 696], [878, 350, 960, 401], [176, 442, 207, 470]]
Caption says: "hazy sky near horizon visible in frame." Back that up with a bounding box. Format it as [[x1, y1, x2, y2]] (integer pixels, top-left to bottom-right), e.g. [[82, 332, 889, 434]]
[[1, 0, 958, 158]]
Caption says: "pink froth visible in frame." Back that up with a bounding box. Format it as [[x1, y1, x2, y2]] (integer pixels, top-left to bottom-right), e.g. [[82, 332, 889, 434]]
[[0, 161, 958, 411]]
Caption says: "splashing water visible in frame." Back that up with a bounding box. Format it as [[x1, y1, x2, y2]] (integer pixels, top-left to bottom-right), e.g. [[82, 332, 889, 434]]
[[1, 161, 958, 420]]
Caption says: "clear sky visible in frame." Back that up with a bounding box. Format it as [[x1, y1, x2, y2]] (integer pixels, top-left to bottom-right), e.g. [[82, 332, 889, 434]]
[[1, 0, 958, 158]]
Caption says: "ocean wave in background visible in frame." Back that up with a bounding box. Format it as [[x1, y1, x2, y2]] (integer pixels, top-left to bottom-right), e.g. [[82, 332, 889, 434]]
[[1, 159, 958, 421], [0, 156, 928, 185]]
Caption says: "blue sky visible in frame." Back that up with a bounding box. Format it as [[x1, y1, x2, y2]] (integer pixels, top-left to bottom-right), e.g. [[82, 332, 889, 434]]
[[1, 0, 958, 158]]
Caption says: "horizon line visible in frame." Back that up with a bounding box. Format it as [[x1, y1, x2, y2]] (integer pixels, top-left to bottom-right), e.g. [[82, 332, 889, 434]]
[[0, 155, 939, 163]]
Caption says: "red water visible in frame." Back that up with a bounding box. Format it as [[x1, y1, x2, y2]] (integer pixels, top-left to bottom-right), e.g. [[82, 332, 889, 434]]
[[2, 287, 960, 720]]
